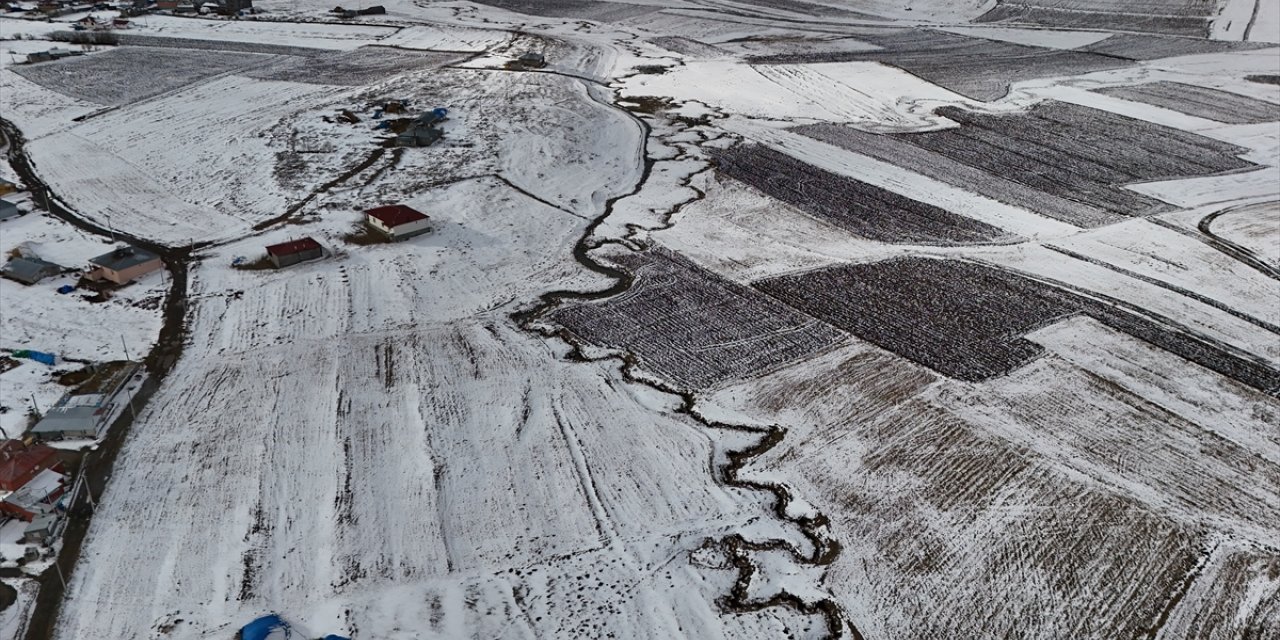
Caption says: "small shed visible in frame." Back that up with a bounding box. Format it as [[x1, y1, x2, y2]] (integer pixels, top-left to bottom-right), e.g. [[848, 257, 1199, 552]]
[[265, 237, 323, 268], [0, 179, 16, 196], [22, 513, 59, 543], [86, 246, 162, 285], [517, 51, 545, 68], [0, 198, 20, 221], [2, 256, 62, 285], [364, 205, 430, 241]]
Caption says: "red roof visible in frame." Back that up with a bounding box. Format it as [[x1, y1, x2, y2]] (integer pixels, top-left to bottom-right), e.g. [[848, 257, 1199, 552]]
[[0, 440, 61, 492], [265, 237, 322, 257], [365, 205, 429, 228]]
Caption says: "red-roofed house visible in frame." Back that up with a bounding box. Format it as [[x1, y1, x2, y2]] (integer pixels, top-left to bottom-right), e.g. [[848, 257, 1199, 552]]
[[265, 237, 324, 268], [364, 205, 431, 241], [0, 440, 63, 492]]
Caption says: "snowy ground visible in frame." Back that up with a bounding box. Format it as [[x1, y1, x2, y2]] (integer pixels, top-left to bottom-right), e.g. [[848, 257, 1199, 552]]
[[1, 1, 1275, 639]]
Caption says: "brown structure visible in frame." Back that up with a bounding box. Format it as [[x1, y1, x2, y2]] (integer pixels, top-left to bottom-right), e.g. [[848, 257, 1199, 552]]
[[265, 237, 323, 268], [85, 246, 163, 285], [0, 440, 64, 492]]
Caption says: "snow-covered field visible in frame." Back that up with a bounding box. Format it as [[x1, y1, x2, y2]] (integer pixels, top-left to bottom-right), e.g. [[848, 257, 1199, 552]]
[[1, 0, 1276, 638]]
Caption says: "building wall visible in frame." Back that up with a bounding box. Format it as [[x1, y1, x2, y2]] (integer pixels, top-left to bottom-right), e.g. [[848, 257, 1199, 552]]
[[270, 248, 322, 268], [366, 215, 392, 234], [390, 218, 431, 238], [100, 257, 162, 284]]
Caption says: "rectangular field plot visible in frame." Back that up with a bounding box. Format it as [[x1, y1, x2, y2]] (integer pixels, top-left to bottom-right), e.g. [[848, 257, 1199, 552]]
[[468, 0, 660, 21], [1095, 81, 1280, 124], [1080, 33, 1274, 60], [552, 247, 844, 389], [747, 29, 1129, 101], [11, 47, 276, 106], [793, 123, 1124, 228], [977, 2, 1215, 37], [754, 257, 1280, 393], [802, 100, 1260, 223], [712, 144, 1007, 245], [243, 48, 459, 85]]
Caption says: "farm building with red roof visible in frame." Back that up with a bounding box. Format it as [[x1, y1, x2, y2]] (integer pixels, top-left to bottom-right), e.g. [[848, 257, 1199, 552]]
[[364, 205, 431, 241], [265, 237, 324, 268]]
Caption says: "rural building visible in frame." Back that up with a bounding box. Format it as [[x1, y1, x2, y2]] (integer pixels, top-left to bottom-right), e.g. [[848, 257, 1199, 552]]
[[393, 124, 443, 147], [518, 51, 546, 68], [266, 237, 323, 268], [86, 246, 162, 285], [0, 198, 19, 221], [365, 205, 430, 241], [0, 468, 66, 521], [30, 362, 140, 440], [0, 179, 16, 196], [22, 513, 59, 543], [218, 0, 252, 13], [0, 441, 64, 492], [2, 256, 62, 285], [29, 398, 110, 440]]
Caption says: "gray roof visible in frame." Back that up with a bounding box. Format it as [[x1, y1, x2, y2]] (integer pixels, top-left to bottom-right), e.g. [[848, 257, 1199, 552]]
[[2, 257, 62, 284], [30, 405, 103, 438], [25, 513, 58, 533], [0, 199, 19, 220], [89, 246, 160, 271]]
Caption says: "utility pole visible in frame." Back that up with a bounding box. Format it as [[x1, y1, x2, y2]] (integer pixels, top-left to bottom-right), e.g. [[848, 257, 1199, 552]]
[[30, 393, 42, 417], [120, 335, 132, 362]]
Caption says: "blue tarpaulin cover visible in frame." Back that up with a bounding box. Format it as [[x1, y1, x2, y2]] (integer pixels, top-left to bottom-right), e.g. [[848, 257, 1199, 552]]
[[323, 635, 352, 640], [240, 615, 289, 640]]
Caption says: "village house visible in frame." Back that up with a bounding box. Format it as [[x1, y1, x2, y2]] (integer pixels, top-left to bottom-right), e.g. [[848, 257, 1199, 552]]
[[0, 440, 64, 492], [266, 237, 323, 268], [86, 245, 162, 285], [30, 362, 140, 441], [364, 205, 431, 241], [2, 256, 62, 285], [0, 179, 17, 196], [0, 468, 66, 521]]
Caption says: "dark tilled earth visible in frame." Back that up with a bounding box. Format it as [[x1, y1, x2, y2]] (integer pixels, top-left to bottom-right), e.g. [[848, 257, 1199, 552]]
[[712, 144, 1011, 245], [13, 47, 277, 106], [552, 247, 845, 390], [1096, 81, 1280, 124], [753, 256, 1280, 392], [797, 100, 1260, 226]]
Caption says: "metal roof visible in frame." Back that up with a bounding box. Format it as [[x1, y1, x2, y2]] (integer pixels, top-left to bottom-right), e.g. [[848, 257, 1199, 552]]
[[365, 204, 429, 228], [89, 246, 160, 272], [0, 441, 60, 491], [2, 257, 61, 284], [31, 394, 110, 438], [266, 237, 322, 257]]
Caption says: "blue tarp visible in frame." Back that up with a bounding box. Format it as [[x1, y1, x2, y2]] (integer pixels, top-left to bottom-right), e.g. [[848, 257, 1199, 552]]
[[13, 350, 56, 365], [241, 615, 290, 640], [57, 285, 75, 294], [322, 635, 352, 640]]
